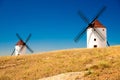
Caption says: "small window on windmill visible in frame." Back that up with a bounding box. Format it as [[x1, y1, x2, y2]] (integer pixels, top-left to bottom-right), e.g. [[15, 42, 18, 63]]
[[103, 29, 104, 31], [94, 38, 96, 41], [94, 45, 97, 48]]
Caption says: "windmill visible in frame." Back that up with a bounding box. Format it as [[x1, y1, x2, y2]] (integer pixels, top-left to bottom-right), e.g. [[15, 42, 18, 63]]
[[74, 6, 110, 48], [11, 33, 33, 56]]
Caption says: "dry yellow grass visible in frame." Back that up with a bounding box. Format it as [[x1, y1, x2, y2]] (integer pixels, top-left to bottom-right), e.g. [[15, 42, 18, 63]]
[[0, 46, 120, 80]]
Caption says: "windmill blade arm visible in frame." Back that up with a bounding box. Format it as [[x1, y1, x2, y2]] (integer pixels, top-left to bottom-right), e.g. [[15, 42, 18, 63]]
[[11, 49, 15, 56], [107, 41, 110, 46], [19, 44, 26, 54], [25, 34, 31, 43], [94, 28, 105, 41], [26, 45, 33, 53], [94, 29, 110, 47], [91, 6, 106, 24], [74, 31, 85, 42], [74, 27, 88, 42], [16, 33, 23, 41], [19, 44, 33, 54], [78, 10, 90, 24]]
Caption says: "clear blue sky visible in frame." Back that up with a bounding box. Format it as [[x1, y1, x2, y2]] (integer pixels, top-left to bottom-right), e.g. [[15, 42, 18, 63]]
[[0, 0, 120, 56]]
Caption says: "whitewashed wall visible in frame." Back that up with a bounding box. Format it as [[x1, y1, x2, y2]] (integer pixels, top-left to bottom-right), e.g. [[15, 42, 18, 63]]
[[87, 28, 107, 48], [15, 45, 26, 56]]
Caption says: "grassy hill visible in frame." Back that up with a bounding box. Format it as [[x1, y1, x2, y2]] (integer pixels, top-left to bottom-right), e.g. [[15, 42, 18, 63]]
[[0, 46, 120, 80]]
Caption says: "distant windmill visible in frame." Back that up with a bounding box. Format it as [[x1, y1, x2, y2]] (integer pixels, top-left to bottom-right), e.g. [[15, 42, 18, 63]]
[[11, 33, 33, 56], [74, 6, 110, 48]]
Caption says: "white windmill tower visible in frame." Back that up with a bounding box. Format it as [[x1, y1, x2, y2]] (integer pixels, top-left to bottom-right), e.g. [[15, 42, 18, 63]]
[[15, 40, 26, 56], [87, 20, 107, 48], [74, 6, 110, 48], [11, 33, 33, 56]]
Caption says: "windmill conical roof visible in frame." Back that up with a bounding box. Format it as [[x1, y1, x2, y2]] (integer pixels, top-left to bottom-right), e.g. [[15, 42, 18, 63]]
[[93, 20, 106, 28], [16, 40, 24, 45]]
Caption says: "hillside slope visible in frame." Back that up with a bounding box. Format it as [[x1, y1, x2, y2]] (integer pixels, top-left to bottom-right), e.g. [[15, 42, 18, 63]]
[[0, 46, 120, 80]]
